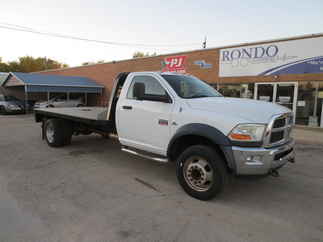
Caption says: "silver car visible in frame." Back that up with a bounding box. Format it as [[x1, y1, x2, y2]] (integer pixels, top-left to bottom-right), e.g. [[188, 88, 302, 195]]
[[0, 94, 25, 114], [34, 96, 84, 109]]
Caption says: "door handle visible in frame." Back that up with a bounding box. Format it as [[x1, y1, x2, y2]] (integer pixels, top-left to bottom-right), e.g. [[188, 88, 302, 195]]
[[122, 105, 132, 110]]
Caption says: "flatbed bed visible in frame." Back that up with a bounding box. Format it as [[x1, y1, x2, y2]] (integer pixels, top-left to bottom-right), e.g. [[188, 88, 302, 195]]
[[35, 107, 112, 127], [34, 72, 128, 135]]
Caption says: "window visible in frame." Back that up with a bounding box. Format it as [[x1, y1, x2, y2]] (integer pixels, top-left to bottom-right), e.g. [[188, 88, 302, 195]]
[[318, 82, 323, 126], [296, 82, 317, 126], [127, 76, 167, 99], [218, 83, 254, 99], [0, 95, 4, 101], [162, 74, 222, 99]]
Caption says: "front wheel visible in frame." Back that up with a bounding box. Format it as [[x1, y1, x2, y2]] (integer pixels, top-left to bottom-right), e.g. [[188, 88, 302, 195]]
[[176, 145, 228, 200]]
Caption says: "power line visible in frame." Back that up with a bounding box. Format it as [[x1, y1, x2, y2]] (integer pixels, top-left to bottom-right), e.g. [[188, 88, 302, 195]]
[[0, 23, 201, 48], [0, 22, 36, 31]]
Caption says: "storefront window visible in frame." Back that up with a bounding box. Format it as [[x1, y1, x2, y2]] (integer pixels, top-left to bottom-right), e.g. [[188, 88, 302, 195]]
[[296, 81, 323, 127], [218, 83, 254, 99], [317, 82, 323, 127], [296, 82, 316, 125], [257, 84, 274, 102]]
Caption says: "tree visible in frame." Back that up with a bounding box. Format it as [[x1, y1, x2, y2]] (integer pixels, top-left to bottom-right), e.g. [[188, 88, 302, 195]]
[[0, 58, 10, 72], [0, 56, 68, 73], [133, 52, 157, 58]]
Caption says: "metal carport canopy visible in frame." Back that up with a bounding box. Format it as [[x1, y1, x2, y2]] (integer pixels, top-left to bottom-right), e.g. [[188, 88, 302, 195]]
[[25, 85, 102, 93], [10, 72, 104, 93]]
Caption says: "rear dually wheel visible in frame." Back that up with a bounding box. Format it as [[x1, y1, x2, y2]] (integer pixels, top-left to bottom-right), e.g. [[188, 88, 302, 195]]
[[44, 119, 73, 147]]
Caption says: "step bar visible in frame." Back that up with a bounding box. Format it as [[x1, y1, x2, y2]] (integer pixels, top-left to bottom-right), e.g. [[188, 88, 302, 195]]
[[121, 147, 168, 163]]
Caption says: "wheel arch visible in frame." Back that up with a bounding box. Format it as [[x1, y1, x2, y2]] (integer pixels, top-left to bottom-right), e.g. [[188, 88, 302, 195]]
[[167, 123, 235, 171]]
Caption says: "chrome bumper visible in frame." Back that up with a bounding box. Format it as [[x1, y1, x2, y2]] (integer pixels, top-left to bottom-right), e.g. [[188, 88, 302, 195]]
[[232, 139, 295, 175]]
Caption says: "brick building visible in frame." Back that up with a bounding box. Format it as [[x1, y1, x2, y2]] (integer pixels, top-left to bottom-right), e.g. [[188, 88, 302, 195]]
[[39, 33, 323, 128]]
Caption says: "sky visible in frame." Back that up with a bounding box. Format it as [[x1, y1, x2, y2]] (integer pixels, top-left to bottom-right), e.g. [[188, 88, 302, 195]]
[[1, 0, 323, 67]]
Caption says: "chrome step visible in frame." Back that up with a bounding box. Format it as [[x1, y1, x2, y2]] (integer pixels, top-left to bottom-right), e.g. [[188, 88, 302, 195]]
[[121, 147, 168, 163]]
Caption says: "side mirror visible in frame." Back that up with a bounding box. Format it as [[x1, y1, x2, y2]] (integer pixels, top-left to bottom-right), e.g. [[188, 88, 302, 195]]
[[133, 82, 145, 100], [141, 94, 172, 103]]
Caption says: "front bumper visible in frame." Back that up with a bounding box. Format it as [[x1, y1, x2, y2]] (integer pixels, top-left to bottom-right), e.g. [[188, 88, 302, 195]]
[[232, 139, 295, 175]]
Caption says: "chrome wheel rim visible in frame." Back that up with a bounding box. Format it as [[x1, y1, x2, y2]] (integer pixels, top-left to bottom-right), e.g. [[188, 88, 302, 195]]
[[183, 156, 214, 192], [46, 122, 54, 143]]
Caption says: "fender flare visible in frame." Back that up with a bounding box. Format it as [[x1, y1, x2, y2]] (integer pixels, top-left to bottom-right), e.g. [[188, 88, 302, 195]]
[[167, 123, 236, 170]]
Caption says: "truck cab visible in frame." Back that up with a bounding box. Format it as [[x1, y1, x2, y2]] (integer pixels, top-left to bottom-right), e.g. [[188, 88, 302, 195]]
[[35, 71, 295, 200]]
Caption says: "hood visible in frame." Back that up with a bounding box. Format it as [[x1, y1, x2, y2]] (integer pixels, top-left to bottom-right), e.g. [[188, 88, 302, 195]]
[[186, 97, 291, 123]]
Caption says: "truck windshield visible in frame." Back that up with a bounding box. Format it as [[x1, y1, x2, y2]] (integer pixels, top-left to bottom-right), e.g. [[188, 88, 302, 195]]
[[161, 74, 222, 99]]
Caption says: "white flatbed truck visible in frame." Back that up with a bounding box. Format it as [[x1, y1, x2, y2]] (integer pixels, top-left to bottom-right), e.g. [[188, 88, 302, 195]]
[[35, 72, 295, 200]]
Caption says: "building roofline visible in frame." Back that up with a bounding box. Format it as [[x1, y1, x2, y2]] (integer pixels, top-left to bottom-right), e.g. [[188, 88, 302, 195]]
[[36, 32, 323, 73], [25, 83, 104, 88], [3, 72, 104, 88], [1, 72, 21, 87]]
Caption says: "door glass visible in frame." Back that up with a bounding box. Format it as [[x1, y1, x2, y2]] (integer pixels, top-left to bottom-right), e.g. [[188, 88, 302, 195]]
[[276, 84, 295, 110], [257, 84, 274, 102], [127, 76, 166, 99]]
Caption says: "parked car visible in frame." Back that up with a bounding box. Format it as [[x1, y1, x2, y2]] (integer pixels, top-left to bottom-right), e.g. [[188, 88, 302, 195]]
[[0, 94, 29, 114], [34, 96, 84, 109]]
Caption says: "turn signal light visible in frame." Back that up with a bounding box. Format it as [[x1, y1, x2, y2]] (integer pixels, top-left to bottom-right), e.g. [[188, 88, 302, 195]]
[[229, 133, 252, 141]]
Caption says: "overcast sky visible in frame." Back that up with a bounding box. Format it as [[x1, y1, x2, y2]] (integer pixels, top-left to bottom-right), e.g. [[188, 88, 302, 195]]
[[1, 0, 323, 66]]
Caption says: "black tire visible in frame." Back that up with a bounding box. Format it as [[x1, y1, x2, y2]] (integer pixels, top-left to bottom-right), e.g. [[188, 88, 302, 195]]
[[44, 119, 73, 147], [176, 145, 228, 201], [0, 106, 6, 114], [77, 104, 84, 107]]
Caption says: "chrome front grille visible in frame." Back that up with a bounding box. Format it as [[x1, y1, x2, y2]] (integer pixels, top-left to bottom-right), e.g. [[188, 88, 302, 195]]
[[270, 131, 284, 143], [273, 117, 285, 128], [264, 113, 293, 147]]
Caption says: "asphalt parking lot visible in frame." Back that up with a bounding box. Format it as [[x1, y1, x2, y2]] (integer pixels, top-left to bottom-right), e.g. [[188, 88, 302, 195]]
[[0, 115, 323, 242]]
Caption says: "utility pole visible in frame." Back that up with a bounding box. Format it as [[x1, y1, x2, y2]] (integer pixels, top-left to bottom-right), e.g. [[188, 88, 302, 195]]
[[202, 36, 207, 49]]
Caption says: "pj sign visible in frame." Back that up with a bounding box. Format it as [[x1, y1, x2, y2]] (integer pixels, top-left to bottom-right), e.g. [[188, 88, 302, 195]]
[[162, 55, 187, 72]]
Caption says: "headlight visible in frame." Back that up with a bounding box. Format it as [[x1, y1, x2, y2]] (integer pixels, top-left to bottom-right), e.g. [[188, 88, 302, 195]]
[[229, 124, 266, 142]]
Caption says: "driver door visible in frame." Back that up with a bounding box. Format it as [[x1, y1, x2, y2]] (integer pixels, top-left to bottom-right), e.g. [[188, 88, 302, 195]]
[[117, 75, 174, 155]]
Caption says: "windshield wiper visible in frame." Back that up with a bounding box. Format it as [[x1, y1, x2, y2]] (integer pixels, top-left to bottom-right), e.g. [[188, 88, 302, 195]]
[[189, 94, 210, 99]]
